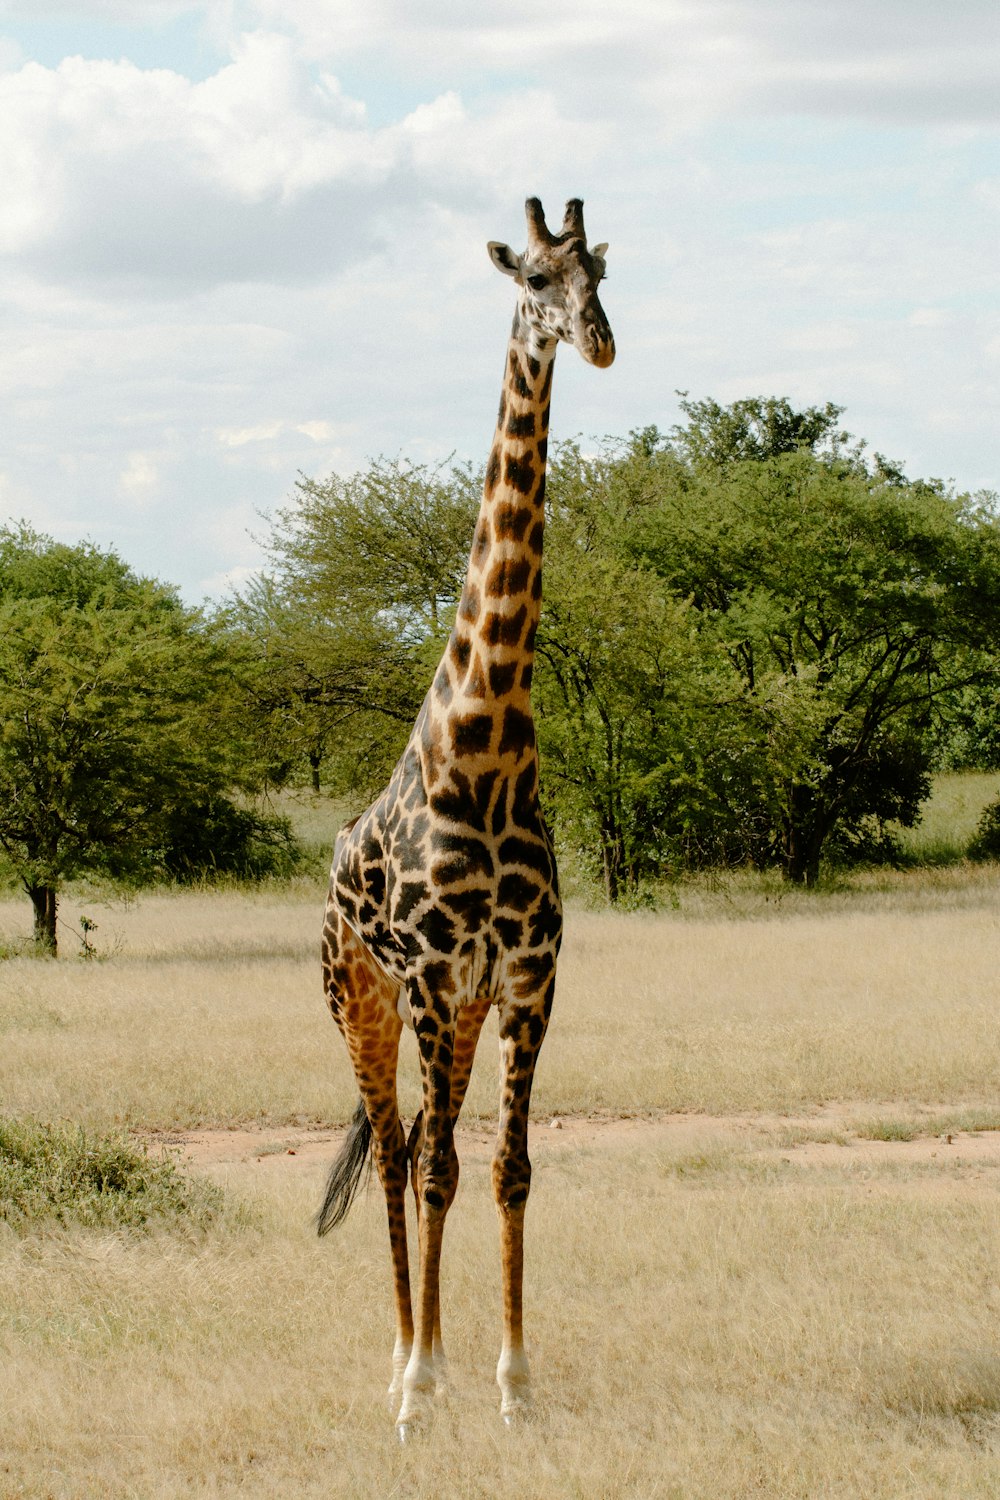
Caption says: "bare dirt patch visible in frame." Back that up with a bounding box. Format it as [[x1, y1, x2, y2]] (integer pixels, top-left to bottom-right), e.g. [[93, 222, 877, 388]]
[[149, 1103, 1000, 1178]]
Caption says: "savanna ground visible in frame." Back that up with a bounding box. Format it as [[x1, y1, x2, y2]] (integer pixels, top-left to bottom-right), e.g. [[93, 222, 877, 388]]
[[3, 775, 1000, 1497]]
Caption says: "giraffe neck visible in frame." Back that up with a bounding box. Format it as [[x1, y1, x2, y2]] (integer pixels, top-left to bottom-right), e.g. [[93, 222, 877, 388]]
[[436, 325, 553, 728]]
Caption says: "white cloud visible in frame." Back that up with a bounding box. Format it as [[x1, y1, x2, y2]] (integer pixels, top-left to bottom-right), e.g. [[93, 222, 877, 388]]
[[782, 323, 859, 354], [908, 308, 951, 329], [0, 37, 392, 286], [216, 421, 284, 447], [118, 451, 160, 500], [0, 2, 200, 17], [0, 31, 607, 296], [246, 0, 1000, 125], [0, 1, 997, 600], [197, 562, 260, 597]]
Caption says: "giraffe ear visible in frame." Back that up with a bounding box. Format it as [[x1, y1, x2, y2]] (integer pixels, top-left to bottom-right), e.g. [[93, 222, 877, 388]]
[[488, 241, 523, 279], [592, 242, 609, 260]]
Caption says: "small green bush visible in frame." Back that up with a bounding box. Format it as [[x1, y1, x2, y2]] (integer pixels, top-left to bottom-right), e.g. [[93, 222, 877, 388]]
[[0, 1117, 222, 1232], [158, 796, 302, 883], [967, 800, 1000, 862]]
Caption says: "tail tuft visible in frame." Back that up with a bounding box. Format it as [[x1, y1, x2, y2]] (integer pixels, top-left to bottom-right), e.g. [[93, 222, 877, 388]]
[[316, 1099, 373, 1236]]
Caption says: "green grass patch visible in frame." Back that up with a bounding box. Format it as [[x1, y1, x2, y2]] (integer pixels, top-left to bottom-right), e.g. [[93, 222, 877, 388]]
[[940, 1106, 1000, 1135], [854, 1118, 922, 1142], [0, 1117, 224, 1233], [896, 771, 1000, 862], [771, 1124, 852, 1148]]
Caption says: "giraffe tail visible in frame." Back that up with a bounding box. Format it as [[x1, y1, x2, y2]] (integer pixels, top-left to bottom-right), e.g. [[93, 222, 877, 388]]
[[316, 1098, 372, 1236]]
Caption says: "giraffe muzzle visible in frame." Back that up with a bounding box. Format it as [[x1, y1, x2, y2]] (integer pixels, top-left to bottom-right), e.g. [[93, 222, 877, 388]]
[[583, 322, 616, 368]]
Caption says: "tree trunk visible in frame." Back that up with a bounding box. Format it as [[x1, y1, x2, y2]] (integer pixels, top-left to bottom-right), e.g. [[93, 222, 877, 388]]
[[600, 817, 623, 904], [785, 848, 821, 887], [782, 799, 824, 887], [308, 749, 321, 794], [28, 884, 58, 955]]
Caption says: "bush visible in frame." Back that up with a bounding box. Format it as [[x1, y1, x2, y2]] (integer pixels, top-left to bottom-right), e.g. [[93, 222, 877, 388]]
[[0, 1117, 223, 1232], [158, 796, 302, 882], [968, 801, 1000, 862]]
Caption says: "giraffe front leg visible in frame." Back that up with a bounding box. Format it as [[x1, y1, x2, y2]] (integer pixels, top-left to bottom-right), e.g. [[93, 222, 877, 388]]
[[405, 1109, 450, 1397], [397, 1125, 458, 1436], [373, 1128, 413, 1409], [493, 990, 551, 1424], [400, 992, 491, 1417]]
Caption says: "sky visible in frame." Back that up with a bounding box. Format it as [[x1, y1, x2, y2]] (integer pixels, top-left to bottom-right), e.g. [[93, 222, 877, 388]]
[[0, 1, 997, 603]]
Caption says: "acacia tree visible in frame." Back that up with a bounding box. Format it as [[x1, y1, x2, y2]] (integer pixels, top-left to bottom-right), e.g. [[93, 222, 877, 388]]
[[233, 457, 479, 797], [635, 406, 1000, 883], [533, 438, 716, 900], [226, 573, 418, 794], [0, 526, 266, 953], [534, 416, 1000, 891], [238, 405, 1000, 899]]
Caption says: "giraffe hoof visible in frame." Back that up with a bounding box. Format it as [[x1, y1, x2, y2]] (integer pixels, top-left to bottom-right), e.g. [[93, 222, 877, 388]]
[[395, 1416, 425, 1445], [501, 1398, 533, 1429], [395, 1389, 432, 1441]]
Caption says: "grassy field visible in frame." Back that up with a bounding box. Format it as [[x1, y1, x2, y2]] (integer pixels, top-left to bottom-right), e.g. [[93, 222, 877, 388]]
[[4, 868, 1000, 1129], [3, 782, 1000, 1496], [895, 770, 1000, 863], [4, 1131, 1000, 1499]]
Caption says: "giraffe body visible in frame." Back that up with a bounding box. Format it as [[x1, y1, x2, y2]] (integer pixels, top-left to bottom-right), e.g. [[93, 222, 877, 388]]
[[319, 197, 614, 1434]]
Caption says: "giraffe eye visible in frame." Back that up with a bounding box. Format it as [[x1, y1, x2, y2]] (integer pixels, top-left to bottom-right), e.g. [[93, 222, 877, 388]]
[[526, 274, 548, 291]]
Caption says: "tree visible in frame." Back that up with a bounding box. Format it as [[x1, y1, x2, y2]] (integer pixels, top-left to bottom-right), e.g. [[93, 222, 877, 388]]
[[634, 407, 1000, 883], [234, 458, 479, 797], [929, 675, 1000, 772], [226, 573, 416, 794], [534, 438, 713, 900], [0, 525, 271, 954], [239, 404, 1000, 898], [534, 412, 1000, 891], [283, 458, 480, 638], [671, 394, 852, 469]]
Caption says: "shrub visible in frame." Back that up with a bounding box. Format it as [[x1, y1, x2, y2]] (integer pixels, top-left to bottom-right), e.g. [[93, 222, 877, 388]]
[[967, 800, 1000, 862], [0, 1117, 223, 1232], [158, 797, 301, 882]]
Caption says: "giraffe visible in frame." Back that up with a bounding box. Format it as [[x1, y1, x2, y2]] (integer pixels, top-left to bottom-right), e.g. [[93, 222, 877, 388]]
[[318, 196, 614, 1437]]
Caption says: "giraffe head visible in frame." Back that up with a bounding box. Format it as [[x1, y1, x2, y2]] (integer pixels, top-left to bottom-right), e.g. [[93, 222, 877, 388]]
[[488, 197, 615, 369]]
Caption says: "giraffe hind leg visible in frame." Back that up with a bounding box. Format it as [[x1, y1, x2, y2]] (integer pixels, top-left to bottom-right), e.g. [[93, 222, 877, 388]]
[[321, 902, 413, 1410]]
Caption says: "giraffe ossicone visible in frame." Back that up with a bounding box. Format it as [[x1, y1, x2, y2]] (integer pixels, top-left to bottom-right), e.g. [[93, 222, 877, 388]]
[[318, 195, 615, 1436]]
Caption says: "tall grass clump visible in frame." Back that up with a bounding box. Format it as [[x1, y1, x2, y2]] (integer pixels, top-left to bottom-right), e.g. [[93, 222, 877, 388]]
[[0, 1117, 223, 1232]]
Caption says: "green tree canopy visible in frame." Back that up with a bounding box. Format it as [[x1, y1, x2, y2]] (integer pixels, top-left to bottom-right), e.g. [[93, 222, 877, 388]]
[[0, 525, 279, 953], [240, 400, 1000, 897], [671, 393, 851, 469], [229, 459, 479, 796], [630, 416, 1000, 883]]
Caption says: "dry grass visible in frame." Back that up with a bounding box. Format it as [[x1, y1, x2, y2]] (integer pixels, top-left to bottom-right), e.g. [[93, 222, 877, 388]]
[[3, 882, 1000, 1129], [4, 875, 1000, 1495], [2, 1140, 1000, 1498]]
